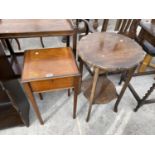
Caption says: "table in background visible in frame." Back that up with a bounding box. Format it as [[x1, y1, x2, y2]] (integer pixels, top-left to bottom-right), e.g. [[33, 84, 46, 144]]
[[78, 32, 145, 122], [0, 19, 77, 76]]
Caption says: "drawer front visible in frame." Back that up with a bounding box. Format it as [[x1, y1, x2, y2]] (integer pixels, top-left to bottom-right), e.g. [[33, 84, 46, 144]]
[[30, 77, 75, 92]]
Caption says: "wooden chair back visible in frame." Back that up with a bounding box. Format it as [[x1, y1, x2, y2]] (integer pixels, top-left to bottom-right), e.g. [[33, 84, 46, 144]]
[[93, 19, 109, 32], [115, 19, 141, 39]]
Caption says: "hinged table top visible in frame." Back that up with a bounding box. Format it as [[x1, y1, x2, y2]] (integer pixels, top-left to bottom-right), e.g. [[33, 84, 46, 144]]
[[21, 47, 80, 82]]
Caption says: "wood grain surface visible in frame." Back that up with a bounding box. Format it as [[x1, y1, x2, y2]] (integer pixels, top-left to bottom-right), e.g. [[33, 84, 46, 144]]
[[78, 32, 145, 71], [0, 19, 74, 38], [21, 47, 80, 82]]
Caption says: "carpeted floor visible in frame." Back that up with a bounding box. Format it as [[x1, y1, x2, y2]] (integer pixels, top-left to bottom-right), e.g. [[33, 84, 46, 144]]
[[0, 69, 155, 134], [1, 20, 155, 135]]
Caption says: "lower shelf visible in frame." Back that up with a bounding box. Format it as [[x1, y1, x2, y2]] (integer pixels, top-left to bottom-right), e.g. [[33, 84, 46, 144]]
[[82, 76, 118, 104]]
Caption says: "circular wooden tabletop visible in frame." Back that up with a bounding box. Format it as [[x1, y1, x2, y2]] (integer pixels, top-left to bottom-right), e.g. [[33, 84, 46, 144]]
[[78, 32, 145, 71]]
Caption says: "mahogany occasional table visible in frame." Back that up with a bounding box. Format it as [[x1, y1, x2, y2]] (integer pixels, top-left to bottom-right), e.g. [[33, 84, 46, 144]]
[[21, 47, 80, 125], [78, 32, 145, 122]]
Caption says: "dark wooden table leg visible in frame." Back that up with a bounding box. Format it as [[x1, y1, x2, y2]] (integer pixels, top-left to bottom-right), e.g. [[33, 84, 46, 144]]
[[114, 66, 137, 112], [23, 83, 44, 125], [134, 103, 141, 112], [101, 19, 109, 32], [14, 38, 21, 50], [79, 57, 84, 77], [73, 77, 80, 119], [86, 67, 100, 122], [77, 57, 84, 94], [40, 37, 45, 48], [38, 93, 43, 100], [119, 71, 127, 85], [134, 83, 155, 112], [68, 89, 71, 97], [5, 39, 21, 74], [66, 36, 70, 47], [73, 30, 77, 56]]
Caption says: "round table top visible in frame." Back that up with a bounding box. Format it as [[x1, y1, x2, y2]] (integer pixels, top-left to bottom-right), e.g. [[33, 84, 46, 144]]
[[78, 32, 145, 71]]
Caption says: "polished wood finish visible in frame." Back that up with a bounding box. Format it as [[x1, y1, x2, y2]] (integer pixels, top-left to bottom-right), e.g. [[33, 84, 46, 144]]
[[78, 32, 145, 121], [21, 47, 80, 124], [30, 77, 76, 92], [22, 48, 79, 82]]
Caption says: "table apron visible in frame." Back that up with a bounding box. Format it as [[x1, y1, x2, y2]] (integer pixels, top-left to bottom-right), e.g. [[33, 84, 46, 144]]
[[0, 32, 75, 39], [29, 76, 78, 92]]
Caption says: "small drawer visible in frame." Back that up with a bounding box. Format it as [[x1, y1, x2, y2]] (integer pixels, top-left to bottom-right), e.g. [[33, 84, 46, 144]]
[[30, 76, 76, 92]]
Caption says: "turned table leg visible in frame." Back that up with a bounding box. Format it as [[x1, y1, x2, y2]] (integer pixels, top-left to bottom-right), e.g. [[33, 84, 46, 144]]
[[134, 83, 155, 112], [114, 66, 137, 112], [86, 67, 100, 122], [23, 83, 44, 125]]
